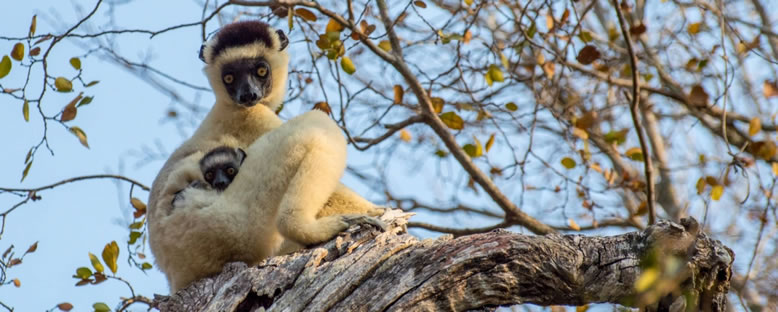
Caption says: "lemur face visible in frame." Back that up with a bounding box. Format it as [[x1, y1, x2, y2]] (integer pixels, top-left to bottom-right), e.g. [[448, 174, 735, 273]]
[[220, 57, 273, 107]]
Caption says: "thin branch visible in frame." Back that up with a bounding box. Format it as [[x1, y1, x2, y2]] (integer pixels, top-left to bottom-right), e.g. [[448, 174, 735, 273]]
[[612, 0, 655, 225]]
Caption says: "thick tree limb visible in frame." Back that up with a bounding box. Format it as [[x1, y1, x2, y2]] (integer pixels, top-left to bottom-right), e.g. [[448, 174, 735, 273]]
[[154, 210, 733, 311]]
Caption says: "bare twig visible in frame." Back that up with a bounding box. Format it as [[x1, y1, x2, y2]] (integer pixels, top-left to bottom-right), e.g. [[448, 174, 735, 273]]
[[612, 0, 655, 225]]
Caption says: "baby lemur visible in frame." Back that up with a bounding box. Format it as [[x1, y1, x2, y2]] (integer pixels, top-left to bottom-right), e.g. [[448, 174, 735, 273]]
[[172, 146, 246, 208]]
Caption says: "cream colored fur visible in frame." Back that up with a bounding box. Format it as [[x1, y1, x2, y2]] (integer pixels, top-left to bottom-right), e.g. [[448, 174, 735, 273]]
[[147, 24, 384, 293]]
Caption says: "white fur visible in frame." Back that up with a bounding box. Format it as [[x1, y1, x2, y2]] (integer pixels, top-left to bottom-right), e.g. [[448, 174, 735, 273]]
[[147, 24, 383, 293]]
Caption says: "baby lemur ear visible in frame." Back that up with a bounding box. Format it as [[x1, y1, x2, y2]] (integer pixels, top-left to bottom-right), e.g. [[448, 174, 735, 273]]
[[276, 29, 288, 51], [237, 147, 247, 165]]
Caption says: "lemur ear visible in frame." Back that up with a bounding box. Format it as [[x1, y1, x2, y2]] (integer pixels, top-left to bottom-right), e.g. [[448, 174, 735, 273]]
[[276, 29, 288, 51], [198, 44, 206, 63], [236, 148, 247, 165]]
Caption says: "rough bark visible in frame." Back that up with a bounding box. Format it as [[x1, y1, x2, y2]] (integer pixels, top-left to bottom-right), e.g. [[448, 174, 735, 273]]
[[154, 210, 733, 312]]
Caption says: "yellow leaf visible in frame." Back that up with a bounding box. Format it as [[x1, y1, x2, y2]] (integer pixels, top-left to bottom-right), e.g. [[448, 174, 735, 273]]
[[23, 100, 29, 122], [542, 61, 555, 79], [572, 127, 588, 140], [326, 19, 344, 33], [695, 177, 705, 195], [69, 57, 81, 70], [0, 55, 11, 79], [54, 77, 72, 92], [463, 139, 482, 158], [393, 85, 404, 104], [378, 40, 391, 52], [484, 72, 493, 86], [399, 129, 411, 142], [294, 8, 317, 21], [485, 133, 495, 152], [464, 0, 473, 5], [749, 117, 761, 137], [102, 241, 119, 274], [288, 7, 293, 30], [687, 22, 703, 35], [439, 111, 464, 130], [11, 43, 24, 61], [28, 15, 37, 38], [711, 185, 724, 201], [545, 10, 554, 31], [69, 126, 89, 148], [773, 163, 778, 176], [430, 97, 444, 113], [635, 268, 659, 291], [463, 30, 472, 44], [341, 56, 356, 75], [576, 305, 589, 312], [487, 64, 504, 83], [505, 102, 518, 111], [20, 160, 32, 182], [13, 278, 20, 287], [625, 147, 644, 161], [561, 157, 576, 169], [568, 218, 580, 231], [89, 252, 104, 273], [413, 1, 427, 8]]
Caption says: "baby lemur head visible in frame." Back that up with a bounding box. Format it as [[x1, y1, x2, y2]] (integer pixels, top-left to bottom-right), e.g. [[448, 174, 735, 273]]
[[200, 146, 247, 191], [199, 20, 289, 110]]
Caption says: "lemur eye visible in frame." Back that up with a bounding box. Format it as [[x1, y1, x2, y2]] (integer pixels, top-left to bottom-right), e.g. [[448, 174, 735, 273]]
[[205, 172, 214, 181], [256, 65, 268, 77], [226, 167, 236, 175], [223, 74, 234, 84]]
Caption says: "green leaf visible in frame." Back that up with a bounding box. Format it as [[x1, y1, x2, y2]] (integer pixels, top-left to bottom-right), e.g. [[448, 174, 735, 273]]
[[439, 111, 464, 130], [578, 31, 593, 43], [89, 253, 104, 273], [128, 231, 142, 244], [434, 149, 448, 157], [23, 100, 29, 122], [93, 302, 110, 312], [505, 102, 518, 111], [11, 43, 25, 61], [102, 241, 119, 274], [527, 22, 537, 39], [561, 157, 576, 169], [77, 96, 93, 107], [55, 77, 73, 92], [604, 129, 628, 145], [69, 126, 89, 149], [69, 57, 81, 70], [24, 147, 33, 164], [0, 55, 11, 79], [141, 262, 153, 270], [129, 220, 144, 230], [85, 80, 99, 87], [20, 160, 32, 182], [462, 144, 477, 157], [625, 147, 644, 161], [340, 56, 356, 75], [75, 267, 92, 279]]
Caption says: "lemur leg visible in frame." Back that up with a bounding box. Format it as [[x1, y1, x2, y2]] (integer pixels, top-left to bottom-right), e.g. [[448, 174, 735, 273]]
[[270, 111, 384, 245]]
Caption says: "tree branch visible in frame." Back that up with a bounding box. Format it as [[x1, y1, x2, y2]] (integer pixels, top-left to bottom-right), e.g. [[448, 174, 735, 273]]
[[155, 210, 733, 311]]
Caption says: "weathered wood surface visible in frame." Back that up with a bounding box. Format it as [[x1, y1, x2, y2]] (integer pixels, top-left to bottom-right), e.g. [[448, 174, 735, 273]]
[[154, 210, 733, 311]]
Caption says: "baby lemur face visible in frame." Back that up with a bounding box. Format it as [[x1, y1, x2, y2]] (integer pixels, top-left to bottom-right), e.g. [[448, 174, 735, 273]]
[[199, 146, 247, 191]]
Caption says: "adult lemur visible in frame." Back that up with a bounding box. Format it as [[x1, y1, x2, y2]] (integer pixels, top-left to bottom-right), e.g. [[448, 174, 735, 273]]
[[148, 21, 385, 292]]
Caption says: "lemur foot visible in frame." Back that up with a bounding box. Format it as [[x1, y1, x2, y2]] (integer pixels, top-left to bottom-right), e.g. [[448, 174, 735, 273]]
[[340, 215, 387, 232]]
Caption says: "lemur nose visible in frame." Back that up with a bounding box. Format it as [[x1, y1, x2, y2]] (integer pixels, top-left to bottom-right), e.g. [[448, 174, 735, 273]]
[[239, 92, 258, 103], [214, 181, 227, 190]]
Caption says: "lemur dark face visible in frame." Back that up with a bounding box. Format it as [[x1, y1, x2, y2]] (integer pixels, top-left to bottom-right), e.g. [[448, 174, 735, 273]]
[[199, 146, 247, 191], [220, 57, 273, 107]]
